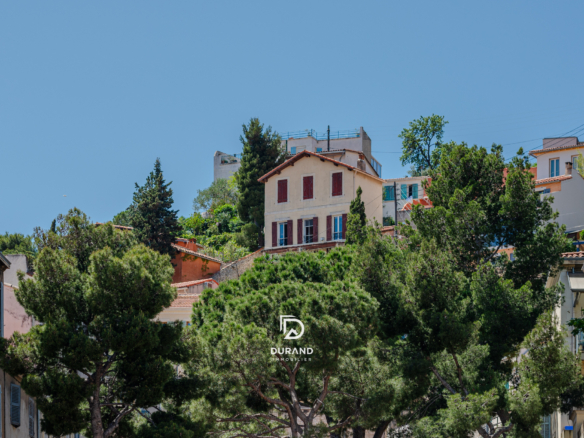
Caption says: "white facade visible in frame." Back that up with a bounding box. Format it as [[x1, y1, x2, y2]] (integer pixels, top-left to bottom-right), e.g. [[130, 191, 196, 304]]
[[213, 151, 241, 181], [531, 137, 584, 180], [381, 176, 429, 223]]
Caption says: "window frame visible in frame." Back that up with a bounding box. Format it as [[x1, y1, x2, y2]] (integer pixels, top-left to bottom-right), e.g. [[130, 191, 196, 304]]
[[278, 222, 288, 246], [302, 174, 315, 200], [549, 158, 560, 177], [331, 171, 343, 197], [276, 178, 289, 204], [333, 215, 343, 240], [304, 219, 314, 243]]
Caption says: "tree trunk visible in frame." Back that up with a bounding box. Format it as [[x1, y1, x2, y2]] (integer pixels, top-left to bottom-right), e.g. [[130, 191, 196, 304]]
[[89, 385, 104, 438], [353, 426, 366, 438], [373, 421, 391, 438]]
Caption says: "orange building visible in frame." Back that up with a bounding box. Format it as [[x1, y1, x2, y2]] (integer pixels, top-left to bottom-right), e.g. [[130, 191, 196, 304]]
[[171, 238, 222, 283]]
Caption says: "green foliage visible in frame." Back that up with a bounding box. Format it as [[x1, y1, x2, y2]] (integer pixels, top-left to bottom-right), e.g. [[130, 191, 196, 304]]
[[382, 216, 395, 226], [193, 177, 238, 213], [130, 158, 182, 257], [235, 118, 286, 230], [0, 209, 187, 438], [188, 249, 384, 438], [0, 231, 37, 270], [399, 115, 448, 174], [113, 207, 135, 227], [346, 186, 367, 245]]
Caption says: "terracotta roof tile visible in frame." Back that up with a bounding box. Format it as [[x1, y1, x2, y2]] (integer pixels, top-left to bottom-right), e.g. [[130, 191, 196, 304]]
[[529, 143, 584, 156], [170, 295, 201, 307], [171, 244, 223, 264], [534, 175, 572, 185], [562, 251, 584, 259], [171, 279, 218, 288]]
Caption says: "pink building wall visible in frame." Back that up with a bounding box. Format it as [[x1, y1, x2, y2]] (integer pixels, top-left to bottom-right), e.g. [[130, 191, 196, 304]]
[[3, 283, 33, 339]]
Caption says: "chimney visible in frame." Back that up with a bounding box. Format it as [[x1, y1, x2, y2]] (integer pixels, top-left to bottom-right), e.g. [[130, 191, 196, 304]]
[[566, 162, 573, 175]]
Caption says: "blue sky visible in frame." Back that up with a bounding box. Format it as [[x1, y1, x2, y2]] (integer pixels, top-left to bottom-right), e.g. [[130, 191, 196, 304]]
[[2, 1, 584, 235]]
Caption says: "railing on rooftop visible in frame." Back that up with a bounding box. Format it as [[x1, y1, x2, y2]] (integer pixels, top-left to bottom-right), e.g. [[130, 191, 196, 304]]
[[220, 153, 242, 164], [280, 129, 360, 141]]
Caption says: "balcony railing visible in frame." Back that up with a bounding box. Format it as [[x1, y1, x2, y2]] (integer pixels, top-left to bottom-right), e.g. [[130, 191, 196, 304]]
[[280, 129, 360, 141]]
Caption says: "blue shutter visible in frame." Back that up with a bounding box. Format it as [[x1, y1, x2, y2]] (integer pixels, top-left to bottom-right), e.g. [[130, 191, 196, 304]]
[[556, 159, 560, 177], [382, 187, 388, 201], [11, 384, 20, 426], [389, 186, 395, 200], [291, 147, 296, 154], [401, 184, 407, 200], [316, 147, 322, 152], [412, 184, 418, 199]]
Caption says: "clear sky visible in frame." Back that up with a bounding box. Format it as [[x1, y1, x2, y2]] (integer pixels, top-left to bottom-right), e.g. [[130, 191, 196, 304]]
[[2, 1, 584, 235]]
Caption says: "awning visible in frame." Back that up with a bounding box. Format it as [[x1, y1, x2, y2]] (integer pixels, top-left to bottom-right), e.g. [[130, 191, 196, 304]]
[[568, 273, 584, 292]]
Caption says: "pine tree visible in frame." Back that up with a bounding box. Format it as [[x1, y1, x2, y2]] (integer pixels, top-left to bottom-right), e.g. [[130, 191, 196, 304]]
[[346, 186, 367, 245], [0, 209, 186, 438], [235, 118, 285, 242], [130, 158, 182, 257]]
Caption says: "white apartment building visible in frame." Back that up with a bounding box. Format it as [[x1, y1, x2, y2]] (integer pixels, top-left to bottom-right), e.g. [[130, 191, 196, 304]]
[[213, 151, 241, 181], [382, 176, 431, 224]]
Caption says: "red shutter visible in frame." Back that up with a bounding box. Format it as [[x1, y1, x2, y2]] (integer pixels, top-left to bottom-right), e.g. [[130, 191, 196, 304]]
[[287, 220, 293, 246], [278, 180, 288, 203], [303, 176, 313, 200], [326, 215, 332, 241], [313, 217, 318, 243], [297, 219, 303, 245], [342, 213, 347, 239], [272, 222, 277, 248], [332, 172, 342, 196]]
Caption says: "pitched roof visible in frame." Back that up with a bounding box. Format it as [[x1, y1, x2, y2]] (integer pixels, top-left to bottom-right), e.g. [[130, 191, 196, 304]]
[[562, 251, 584, 259], [534, 175, 572, 185], [171, 244, 223, 264], [257, 150, 384, 183], [529, 143, 584, 156], [171, 279, 218, 288], [170, 295, 201, 308], [0, 251, 11, 270], [95, 222, 134, 230]]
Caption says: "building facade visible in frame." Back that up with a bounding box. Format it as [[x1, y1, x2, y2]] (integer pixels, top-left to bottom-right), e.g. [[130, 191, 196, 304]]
[[213, 151, 241, 181], [259, 150, 383, 254], [382, 176, 430, 224], [171, 238, 222, 283]]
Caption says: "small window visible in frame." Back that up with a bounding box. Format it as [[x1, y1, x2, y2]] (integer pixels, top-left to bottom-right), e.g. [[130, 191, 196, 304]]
[[303, 176, 314, 200], [573, 155, 580, 171], [279, 222, 288, 246], [543, 188, 550, 194], [332, 172, 343, 197], [304, 219, 313, 243], [333, 216, 343, 240], [316, 147, 322, 153], [541, 415, 551, 438], [11, 383, 21, 427], [408, 184, 418, 199], [550, 158, 559, 177], [277, 179, 288, 203], [290, 146, 297, 154], [383, 186, 395, 201]]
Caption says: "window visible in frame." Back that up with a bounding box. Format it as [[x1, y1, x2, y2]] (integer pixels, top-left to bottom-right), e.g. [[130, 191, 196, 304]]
[[383, 186, 395, 201], [333, 216, 343, 240], [304, 219, 313, 243], [277, 179, 288, 203], [332, 172, 343, 196], [11, 383, 20, 426], [550, 158, 559, 177], [28, 399, 34, 437], [542, 188, 550, 194], [408, 184, 418, 199], [290, 146, 296, 154], [279, 222, 288, 246], [540, 415, 551, 438], [203, 282, 212, 289], [573, 155, 580, 171], [303, 176, 314, 200], [400, 184, 407, 200], [316, 147, 322, 153]]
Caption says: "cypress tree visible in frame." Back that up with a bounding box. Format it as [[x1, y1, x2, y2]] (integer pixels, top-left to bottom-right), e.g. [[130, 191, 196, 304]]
[[130, 158, 182, 257], [346, 186, 367, 245], [235, 118, 285, 243]]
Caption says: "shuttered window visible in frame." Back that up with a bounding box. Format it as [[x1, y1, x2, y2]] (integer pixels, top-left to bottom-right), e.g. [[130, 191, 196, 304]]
[[277, 180, 288, 203], [279, 222, 288, 246], [408, 184, 418, 199], [333, 216, 343, 240], [401, 184, 407, 200], [11, 383, 21, 427], [28, 399, 35, 437], [303, 176, 314, 200], [382, 186, 395, 201], [332, 172, 343, 196], [550, 158, 559, 177], [304, 219, 313, 243]]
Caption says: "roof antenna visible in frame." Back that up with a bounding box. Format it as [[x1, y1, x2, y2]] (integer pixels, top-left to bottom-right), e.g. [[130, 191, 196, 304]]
[[327, 125, 330, 151]]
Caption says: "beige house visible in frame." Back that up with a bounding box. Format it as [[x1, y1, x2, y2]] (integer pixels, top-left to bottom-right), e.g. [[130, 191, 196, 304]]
[[258, 150, 383, 254]]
